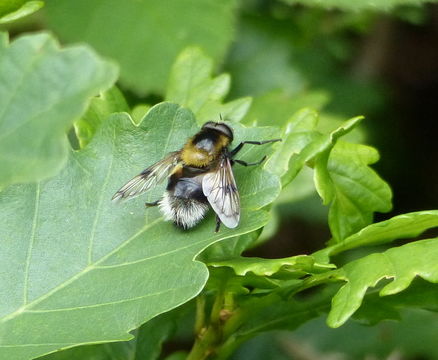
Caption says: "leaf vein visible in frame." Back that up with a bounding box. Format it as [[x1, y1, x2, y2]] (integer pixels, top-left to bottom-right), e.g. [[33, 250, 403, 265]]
[[87, 125, 116, 264], [23, 182, 41, 305]]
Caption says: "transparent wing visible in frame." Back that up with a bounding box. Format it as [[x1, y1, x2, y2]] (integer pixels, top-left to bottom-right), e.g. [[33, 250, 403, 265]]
[[202, 155, 240, 228], [112, 151, 180, 201]]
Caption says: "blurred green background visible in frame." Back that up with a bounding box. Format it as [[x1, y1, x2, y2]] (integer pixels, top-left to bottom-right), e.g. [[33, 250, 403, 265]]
[[2, 0, 438, 358]]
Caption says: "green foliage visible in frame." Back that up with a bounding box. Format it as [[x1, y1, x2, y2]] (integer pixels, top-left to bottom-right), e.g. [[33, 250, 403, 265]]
[[315, 210, 438, 261], [74, 87, 129, 148], [0, 0, 43, 24], [43, 0, 236, 95], [166, 47, 251, 124], [0, 103, 281, 360], [209, 255, 333, 277], [42, 309, 181, 360], [0, 32, 117, 188], [282, 0, 438, 11], [315, 141, 393, 242], [328, 237, 438, 327], [1, 1, 437, 359]]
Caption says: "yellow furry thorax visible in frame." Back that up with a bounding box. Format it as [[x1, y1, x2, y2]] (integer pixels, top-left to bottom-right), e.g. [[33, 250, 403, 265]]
[[180, 133, 230, 167], [181, 146, 215, 167]]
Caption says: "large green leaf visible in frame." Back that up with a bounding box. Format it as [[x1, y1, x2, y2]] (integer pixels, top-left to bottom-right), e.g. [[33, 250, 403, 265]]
[[42, 308, 182, 360], [43, 0, 237, 95], [282, 0, 438, 11], [327, 237, 438, 328], [0, 102, 281, 360], [0, 32, 117, 189], [166, 47, 251, 124], [315, 140, 392, 242], [0, 0, 43, 24]]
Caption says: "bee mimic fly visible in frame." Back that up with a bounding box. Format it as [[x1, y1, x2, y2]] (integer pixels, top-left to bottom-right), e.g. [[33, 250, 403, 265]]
[[112, 121, 281, 232]]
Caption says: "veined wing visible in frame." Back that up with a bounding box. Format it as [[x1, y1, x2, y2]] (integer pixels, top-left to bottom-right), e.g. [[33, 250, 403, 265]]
[[202, 155, 240, 228], [112, 151, 180, 201]]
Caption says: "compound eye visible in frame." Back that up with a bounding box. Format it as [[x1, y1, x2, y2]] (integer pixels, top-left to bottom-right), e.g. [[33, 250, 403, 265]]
[[202, 121, 216, 129]]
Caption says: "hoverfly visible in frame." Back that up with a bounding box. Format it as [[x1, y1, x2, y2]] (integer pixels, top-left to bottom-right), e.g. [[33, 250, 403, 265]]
[[112, 121, 280, 232]]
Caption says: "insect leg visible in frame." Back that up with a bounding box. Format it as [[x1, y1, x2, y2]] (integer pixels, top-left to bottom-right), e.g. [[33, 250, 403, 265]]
[[230, 139, 281, 156], [145, 200, 160, 207], [215, 215, 222, 233], [234, 156, 267, 167]]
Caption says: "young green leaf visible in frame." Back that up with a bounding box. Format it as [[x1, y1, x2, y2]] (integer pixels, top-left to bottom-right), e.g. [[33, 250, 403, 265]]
[[355, 280, 438, 325], [264, 108, 319, 182], [327, 238, 438, 328], [315, 141, 392, 242], [314, 210, 438, 261], [74, 87, 129, 148], [0, 0, 43, 24], [209, 255, 333, 277], [281, 0, 438, 11], [0, 102, 281, 360], [0, 32, 117, 189], [43, 0, 237, 95], [279, 115, 362, 187], [166, 47, 251, 124]]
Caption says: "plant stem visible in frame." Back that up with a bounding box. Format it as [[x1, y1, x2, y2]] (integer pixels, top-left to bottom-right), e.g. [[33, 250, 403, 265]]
[[187, 290, 229, 360], [195, 295, 206, 334]]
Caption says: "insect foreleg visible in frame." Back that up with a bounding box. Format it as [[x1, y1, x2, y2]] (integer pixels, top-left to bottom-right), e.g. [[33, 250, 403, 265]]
[[234, 156, 267, 167], [145, 200, 160, 207], [215, 215, 222, 233], [230, 139, 281, 156]]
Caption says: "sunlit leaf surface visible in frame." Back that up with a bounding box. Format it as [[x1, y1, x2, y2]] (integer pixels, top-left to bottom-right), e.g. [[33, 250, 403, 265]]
[[0, 32, 117, 188], [0, 103, 281, 360]]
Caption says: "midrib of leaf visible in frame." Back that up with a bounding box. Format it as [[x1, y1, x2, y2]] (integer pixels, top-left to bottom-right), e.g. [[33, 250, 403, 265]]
[[0, 216, 163, 325], [1, 212, 269, 325], [25, 288, 178, 314], [331, 170, 389, 209], [0, 36, 51, 135], [87, 125, 116, 264], [331, 211, 438, 255], [334, 189, 367, 222], [1, 107, 203, 326], [93, 239, 208, 269], [23, 182, 41, 305], [70, 155, 92, 177]]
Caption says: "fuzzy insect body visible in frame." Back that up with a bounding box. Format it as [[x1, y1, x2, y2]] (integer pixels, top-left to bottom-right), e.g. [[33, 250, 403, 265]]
[[112, 121, 280, 232]]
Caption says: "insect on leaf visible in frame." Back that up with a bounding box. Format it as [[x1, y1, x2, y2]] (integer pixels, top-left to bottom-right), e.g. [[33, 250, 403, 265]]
[[0, 102, 281, 360]]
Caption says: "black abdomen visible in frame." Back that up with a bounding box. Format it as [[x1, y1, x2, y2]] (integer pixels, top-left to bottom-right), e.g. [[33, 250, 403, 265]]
[[159, 175, 209, 229], [172, 178, 207, 202]]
